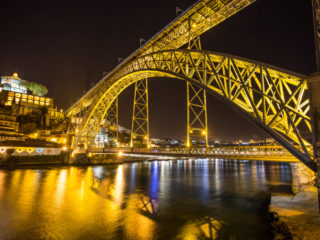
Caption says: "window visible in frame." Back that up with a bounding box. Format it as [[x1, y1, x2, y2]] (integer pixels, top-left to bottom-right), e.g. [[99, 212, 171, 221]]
[[36, 148, 43, 153]]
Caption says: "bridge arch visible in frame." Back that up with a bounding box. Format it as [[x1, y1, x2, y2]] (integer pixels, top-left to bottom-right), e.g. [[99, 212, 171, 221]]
[[72, 49, 315, 170]]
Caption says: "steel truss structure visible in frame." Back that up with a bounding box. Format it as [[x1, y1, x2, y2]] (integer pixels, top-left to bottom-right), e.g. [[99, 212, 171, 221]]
[[131, 78, 150, 147], [104, 97, 119, 145], [187, 82, 209, 148], [187, 36, 209, 148], [70, 49, 314, 170], [68, 0, 256, 115], [67, 0, 317, 171]]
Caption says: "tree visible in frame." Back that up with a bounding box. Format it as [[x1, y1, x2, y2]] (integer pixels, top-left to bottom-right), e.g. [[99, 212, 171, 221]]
[[29, 82, 48, 96], [18, 81, 48, 96]]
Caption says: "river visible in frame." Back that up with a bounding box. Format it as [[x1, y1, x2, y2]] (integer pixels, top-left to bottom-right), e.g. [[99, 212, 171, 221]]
[[0, 158, 292, 239]]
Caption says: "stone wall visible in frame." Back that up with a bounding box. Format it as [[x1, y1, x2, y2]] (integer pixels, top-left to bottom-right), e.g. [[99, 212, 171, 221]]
[[290, 162, 316, 193]]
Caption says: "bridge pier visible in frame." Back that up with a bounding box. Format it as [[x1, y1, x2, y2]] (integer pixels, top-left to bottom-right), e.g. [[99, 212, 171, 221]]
[[308, 74, 320, 211]]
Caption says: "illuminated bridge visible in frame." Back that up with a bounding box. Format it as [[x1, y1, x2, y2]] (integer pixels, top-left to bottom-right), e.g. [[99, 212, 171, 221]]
[[66, 0, 320, 172], [97, 145, 298, 162]]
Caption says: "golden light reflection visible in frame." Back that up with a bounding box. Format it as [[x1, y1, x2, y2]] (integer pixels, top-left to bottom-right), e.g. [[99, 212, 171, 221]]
[[55, 169, 67, 206], [124, 194, 156, 240], [114, 165, 124, 204], [16, 170, 40, 217], [178, 217, 225, 240], [0, 171, 6, 200]]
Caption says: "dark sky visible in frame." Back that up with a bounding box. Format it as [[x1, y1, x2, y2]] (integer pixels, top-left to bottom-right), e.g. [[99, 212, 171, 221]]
[[0, 0, 316, 141]]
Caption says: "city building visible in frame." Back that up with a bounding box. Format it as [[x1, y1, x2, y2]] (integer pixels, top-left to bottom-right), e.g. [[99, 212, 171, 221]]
[[0, 73, 64, 127], [0, 114, 25, 141]]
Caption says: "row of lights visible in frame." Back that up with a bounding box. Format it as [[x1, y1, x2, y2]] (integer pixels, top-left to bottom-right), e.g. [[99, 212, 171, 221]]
[[0, 148, 44, 153]]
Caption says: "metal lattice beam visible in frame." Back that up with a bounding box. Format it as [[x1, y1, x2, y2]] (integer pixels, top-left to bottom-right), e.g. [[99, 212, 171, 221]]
[[186, 32, 209, 148], [131, 78, 150, 148], [71, 49, 315, 170], [187, 82, 209, 148], [104, 97, 119, 145], [67, 0, 256, 116]]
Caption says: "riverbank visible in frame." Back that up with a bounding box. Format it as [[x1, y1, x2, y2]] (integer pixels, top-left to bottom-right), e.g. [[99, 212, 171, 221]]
[[0, 153, 153, 168], [270, 162, 320, 240]]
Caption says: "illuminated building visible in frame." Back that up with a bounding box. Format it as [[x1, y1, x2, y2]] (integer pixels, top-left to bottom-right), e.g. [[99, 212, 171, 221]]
[[0, 114, 25, 141], [1, 72, 27, 94], [0, 73, 64, 127]]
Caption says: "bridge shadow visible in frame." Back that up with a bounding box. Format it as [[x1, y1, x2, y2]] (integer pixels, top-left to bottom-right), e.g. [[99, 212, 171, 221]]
[[91, 175, 159, 217]]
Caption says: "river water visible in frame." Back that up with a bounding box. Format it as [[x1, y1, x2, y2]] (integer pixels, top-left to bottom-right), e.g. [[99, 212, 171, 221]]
[[0, 158, 292, 240]]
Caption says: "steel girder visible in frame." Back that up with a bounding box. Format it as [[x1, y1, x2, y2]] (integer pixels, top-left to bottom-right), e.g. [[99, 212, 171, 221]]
[[67, 0, 255, 115], [105, 97, 119, 144], [131, 78, 150, 147], [72, 49, 315, 171]]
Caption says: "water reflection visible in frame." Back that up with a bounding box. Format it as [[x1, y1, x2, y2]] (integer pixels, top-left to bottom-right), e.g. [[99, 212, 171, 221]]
[[0, 159, 292, 239]]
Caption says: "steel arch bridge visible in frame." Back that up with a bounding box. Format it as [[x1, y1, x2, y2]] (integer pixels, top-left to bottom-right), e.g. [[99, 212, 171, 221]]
[[66, 0, 316, 171], [69, 49, 313, 170]]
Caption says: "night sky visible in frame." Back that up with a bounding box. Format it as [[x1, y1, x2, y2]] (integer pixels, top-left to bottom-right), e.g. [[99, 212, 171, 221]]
[[0, 0, 316, 141]]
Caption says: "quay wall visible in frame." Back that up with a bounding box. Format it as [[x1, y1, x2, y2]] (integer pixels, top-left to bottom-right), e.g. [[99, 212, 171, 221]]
[[270, 162, 320, 240]]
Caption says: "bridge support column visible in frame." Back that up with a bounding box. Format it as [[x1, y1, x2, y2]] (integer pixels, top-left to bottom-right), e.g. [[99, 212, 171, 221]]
[[105, 97, 119, 147], [131, 78, 150, 148], [308, 74, 320, 211]]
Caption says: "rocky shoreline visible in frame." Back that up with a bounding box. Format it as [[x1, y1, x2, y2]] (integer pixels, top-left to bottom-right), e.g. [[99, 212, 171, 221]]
[[270, 162, 320, 240]]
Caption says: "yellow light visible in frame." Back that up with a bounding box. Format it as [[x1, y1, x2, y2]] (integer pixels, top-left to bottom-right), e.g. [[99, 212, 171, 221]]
[[202, 130, 206, 135], [118, 151, 123, 156], [186, 142, 190, 147], [51, 138, 57, 142], [190, 130, 193, 133], [13, 72, 18, 78], [192, 23, 197, 28], [62, 146, 67, 151], [62, 138, 67, 143], [88, 153, 92, 157], [144, 136, 147, 140]]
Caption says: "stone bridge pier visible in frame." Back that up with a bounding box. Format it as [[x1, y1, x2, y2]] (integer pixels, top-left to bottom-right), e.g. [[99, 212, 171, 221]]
[[308, 74, 320, 209]]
